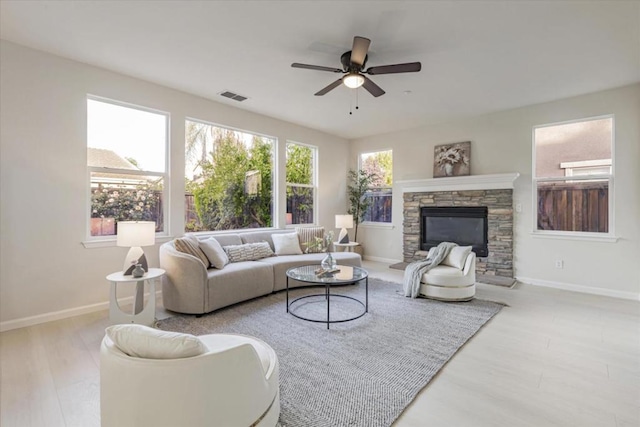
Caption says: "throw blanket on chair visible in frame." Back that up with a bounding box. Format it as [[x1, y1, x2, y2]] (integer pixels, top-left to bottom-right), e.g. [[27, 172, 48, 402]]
[[403, 242, 458, 298]]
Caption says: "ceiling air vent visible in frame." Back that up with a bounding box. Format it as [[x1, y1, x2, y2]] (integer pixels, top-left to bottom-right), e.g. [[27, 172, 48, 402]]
[[219, 91, 248, 102]]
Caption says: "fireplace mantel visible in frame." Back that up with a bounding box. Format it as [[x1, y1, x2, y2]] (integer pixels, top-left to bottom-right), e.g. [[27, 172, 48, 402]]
[[399, 173, 520, 193]]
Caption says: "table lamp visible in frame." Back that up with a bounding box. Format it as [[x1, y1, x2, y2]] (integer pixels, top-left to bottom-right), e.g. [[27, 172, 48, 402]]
[[335, 214, 354, 244], [117, 221, 156, 275]]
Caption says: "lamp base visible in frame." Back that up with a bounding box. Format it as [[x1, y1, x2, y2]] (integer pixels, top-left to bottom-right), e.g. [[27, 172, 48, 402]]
[[123, 247, 149, 275], [338, 228, 350, 244]]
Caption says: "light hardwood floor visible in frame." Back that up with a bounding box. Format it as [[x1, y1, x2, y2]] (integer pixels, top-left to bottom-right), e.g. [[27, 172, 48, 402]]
[[1, 261, 638, 426]]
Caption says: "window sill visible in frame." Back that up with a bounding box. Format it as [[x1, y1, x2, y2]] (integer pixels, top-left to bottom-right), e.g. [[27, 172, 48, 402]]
[[82, 235, 174, 249], [530, 231, 618, 243], [359, 222, 394, 230]]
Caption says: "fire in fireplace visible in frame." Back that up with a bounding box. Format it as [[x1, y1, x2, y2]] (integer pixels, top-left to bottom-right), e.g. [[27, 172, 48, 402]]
[[420, 206, 488, 257]]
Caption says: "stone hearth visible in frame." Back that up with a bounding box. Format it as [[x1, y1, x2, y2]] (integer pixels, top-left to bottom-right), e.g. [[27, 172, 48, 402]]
[[400, 174, 518, 278]]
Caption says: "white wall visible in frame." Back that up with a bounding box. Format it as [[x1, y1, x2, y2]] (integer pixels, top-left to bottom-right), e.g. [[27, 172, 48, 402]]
[[351, 84, 640, 299], [0, 41, 350, 328]]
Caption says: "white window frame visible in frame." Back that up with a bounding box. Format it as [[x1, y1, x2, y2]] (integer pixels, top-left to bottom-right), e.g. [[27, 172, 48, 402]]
[[531, 115, 615, 241], [183, 117, 278, 234], [85, 96, 170, 245], [359, 149, 393, 225], [285, 141, 318, 226]]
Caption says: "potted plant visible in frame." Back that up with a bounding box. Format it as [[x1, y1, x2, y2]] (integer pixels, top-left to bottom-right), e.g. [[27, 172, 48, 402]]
[[347, 169, 377, 243]]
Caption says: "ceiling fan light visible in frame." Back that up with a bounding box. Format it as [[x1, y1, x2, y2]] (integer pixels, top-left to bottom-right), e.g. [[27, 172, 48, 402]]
[[343, 73, 365, 89]]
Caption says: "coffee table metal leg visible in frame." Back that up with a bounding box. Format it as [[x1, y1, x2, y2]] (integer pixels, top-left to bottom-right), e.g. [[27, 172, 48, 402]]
[[326, 283, 330, 329], [286, 276, 289, 313], [366, 277, 369, 312]]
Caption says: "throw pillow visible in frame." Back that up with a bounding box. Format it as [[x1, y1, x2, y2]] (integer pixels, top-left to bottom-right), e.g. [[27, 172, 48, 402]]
[[296, 226, 325, 253], [223, 242, 274, 263], [442, 245, 473, 269], [272, 233, 303, 255], [174, 236, 210, 267], [105, 324, 208, 359], [199, 237, 229, 269]]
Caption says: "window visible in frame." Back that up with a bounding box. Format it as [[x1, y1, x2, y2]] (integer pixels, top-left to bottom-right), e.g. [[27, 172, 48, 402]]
[[184, 119, 274, 232], [360, 150, 393, 223], [286, 142, 317, 225], [533, 116, 613, 234], [87, 98, 168, 237]]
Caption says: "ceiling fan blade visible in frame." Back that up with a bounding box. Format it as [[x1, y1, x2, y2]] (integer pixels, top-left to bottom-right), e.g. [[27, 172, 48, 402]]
[[314, 79, 343, 96], [362, 76, 385, 97], [350, 36, 371, 67], [366, 62, 422, 75], [292, 63, 344, 73]]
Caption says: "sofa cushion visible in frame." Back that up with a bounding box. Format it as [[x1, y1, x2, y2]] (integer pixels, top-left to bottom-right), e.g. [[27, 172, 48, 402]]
[[105, 324, 208, 359], [199, 237, 229, 269], [174, 236, 210, 267], [212, 234, 243, 247], [224, 242, 274, 263], [296, 226, 325, 253], [205, 262, 275, 312], [272, 233, 303, 255], [442, 246, 473, 269], [239, 230, 290, 251]]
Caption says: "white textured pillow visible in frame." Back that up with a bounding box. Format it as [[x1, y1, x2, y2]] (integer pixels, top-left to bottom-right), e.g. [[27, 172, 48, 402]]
[[442, 246, 473, 269], [200, 237, 229, 269], [272, 233, 303, 255], [223, 242, 274, 262], [105, 324, 208, 359]]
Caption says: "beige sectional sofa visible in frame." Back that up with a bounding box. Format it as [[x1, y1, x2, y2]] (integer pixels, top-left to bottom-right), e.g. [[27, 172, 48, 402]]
[[160, 229, 362, 315]]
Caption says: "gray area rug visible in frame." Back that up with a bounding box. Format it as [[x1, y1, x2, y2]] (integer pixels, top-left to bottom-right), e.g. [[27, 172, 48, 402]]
[[157, 278, 503, 427]]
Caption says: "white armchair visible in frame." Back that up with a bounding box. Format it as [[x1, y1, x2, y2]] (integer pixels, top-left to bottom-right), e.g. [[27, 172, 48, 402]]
[[100, 332, 280, 427], [420, 250, 476, 301]]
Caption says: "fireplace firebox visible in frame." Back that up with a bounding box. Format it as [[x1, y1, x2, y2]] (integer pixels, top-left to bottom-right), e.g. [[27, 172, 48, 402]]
[[420, 206, 488, 257]]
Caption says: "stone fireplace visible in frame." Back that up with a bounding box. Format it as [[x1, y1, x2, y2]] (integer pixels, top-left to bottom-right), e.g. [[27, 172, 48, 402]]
[[401, 173, 518, 278]]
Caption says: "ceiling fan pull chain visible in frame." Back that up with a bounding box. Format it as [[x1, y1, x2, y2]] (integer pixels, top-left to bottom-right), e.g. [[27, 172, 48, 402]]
[[356, 87, 359, 110]]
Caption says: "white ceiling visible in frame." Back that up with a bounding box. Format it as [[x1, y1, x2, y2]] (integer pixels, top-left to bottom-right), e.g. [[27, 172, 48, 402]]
[[1, 1, 639, 140]]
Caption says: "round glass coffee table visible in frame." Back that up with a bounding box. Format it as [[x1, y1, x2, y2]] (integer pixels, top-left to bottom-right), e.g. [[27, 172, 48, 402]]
[[286, 265, 368, 329]]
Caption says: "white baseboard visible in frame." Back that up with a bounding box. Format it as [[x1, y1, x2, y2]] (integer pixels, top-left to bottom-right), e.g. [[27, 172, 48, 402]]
[[516, 276, 639, 301], [0, 291, 162, 332], [363, 255, 403, 264]]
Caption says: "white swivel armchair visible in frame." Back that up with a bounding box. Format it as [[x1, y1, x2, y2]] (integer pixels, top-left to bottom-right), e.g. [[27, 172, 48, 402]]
[[101, 331, 280, 427], [420, 248, 476, 301]]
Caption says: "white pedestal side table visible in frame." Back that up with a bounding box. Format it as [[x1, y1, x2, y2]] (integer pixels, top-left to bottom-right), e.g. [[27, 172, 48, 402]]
[[106, 268, 165, 326], [333, 242, 360, 252]]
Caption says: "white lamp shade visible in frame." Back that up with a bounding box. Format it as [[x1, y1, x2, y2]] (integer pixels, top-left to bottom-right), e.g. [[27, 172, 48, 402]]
[[335, 214, 354, 229], [116, 221, 156, 247]]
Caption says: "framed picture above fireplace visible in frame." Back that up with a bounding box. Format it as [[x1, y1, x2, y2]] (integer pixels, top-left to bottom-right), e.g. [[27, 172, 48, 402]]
[[433, 141, 471, 178]]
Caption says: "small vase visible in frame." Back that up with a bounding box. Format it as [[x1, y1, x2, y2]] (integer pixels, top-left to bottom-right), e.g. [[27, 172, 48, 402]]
[[132, 264, 145, 278], [321, 252, 336, 270], [444, 163, 454, 176]]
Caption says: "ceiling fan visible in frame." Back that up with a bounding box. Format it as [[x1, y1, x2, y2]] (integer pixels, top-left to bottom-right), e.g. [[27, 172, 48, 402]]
[[292, 36, 421, 97]]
